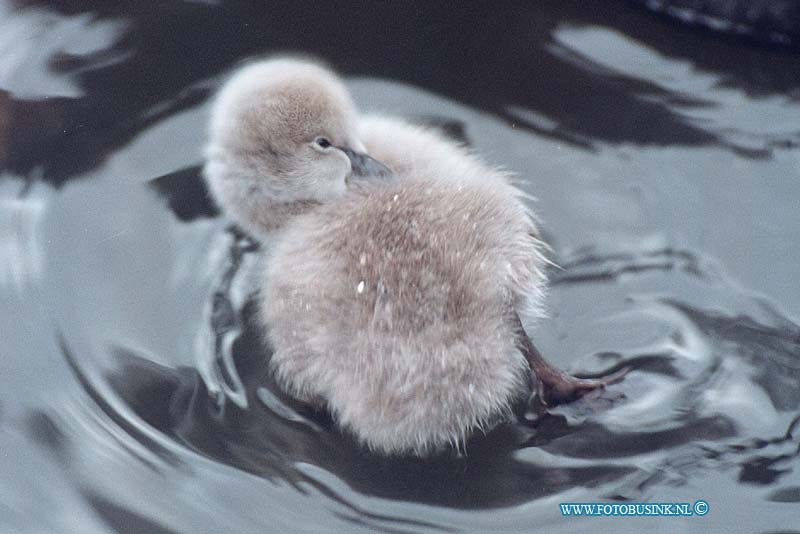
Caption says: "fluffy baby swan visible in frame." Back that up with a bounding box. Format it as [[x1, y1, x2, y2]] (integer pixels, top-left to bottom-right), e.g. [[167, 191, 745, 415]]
[[204, 58, 626, 456]]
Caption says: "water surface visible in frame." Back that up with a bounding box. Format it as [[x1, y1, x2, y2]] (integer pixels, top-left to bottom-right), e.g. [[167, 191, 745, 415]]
[[1, 1, 799, 532]]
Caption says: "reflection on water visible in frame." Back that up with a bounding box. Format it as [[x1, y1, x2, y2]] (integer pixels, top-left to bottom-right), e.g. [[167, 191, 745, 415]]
[[0, 186, 46, 290], [1, 1, 800, 533]]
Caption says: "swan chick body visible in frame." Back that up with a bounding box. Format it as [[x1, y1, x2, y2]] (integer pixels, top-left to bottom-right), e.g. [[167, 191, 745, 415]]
[[204, 58, 624, 456]]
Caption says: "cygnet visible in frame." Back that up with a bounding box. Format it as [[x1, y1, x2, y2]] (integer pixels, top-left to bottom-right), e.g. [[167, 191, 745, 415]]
[[203, 58, 627, 456]]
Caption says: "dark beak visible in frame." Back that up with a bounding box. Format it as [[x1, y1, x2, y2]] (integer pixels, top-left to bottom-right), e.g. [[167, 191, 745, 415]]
[[338, 147, 393, 180]]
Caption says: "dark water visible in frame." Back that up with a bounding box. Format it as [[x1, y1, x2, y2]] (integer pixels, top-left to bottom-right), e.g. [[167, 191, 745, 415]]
[[630, 0, 800, 48], [2, 1, 800, 532]]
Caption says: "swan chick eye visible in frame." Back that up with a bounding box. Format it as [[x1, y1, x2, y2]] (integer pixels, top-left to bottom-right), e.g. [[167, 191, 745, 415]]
[[314, 137, 332, 149]]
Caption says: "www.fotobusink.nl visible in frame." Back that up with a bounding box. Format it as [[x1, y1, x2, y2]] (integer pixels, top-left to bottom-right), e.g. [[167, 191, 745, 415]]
[[560, 500, 709, 517]]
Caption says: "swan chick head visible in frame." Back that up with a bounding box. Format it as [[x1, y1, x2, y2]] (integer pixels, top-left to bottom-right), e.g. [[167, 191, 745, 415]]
[[204, 57, 370, 238]]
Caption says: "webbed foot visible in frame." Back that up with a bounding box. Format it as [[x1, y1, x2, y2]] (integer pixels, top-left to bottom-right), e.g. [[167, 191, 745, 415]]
[[512, 312, 630, 406], [533, 365, 630, 405]]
